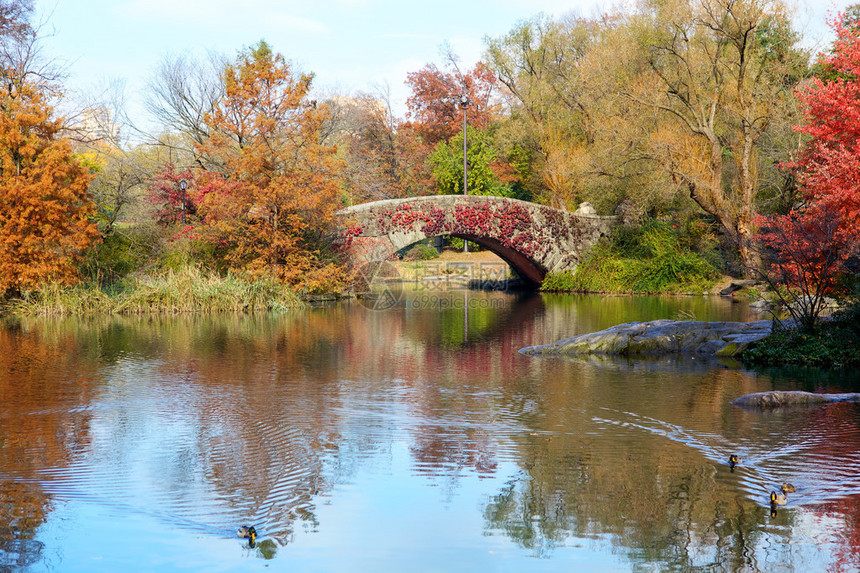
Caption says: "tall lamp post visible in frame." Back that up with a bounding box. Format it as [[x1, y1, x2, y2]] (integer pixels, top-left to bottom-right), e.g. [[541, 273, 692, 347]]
[[442, 93, 471, 251], [179, 179, 187, 224]]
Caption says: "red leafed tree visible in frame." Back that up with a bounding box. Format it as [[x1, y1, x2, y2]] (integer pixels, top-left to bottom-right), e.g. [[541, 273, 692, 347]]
[[0, 79, 98, 295], [754, 15, 860, 327], [753, 203, 850, 330], [404, 60, 498, 147], [791, 15, 860, 247], [147, 165, 196, 225]]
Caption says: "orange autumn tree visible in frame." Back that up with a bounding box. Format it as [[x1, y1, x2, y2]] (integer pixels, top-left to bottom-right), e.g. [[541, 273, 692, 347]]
[[0, 78, 98, 295], [198, 41, 346, 291]]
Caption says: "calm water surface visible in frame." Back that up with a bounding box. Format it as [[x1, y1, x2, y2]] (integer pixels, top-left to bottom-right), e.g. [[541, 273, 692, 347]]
[[2, 291, 860, 572]]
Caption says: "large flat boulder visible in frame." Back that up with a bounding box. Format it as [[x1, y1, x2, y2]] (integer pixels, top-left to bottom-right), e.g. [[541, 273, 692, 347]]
[[731, 391, 860, 409], [520, 319, 774, 359]]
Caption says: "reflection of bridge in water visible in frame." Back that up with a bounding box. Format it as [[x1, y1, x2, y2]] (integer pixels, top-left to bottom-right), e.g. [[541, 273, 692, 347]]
[[337, 195, 617, 286]]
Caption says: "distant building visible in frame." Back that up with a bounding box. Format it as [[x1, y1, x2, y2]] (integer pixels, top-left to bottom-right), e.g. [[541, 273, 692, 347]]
[[329, 95, 386, 116], [73, 107, 120, 145], [327, 95, 388, 138]]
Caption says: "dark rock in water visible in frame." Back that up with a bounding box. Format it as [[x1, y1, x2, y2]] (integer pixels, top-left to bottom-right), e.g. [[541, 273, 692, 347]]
[[731, 391, 860, 409], [719, 280, 762, 297], [748, 299, 775, 313], [467, 278, 529, 291]]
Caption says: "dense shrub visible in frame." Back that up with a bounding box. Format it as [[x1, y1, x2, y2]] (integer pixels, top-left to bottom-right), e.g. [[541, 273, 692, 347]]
[[743, 304, 860, 368], [542, 220, 720, 293], [402, 243, 440, 261], [81, 226, 160, 284], [82, 226, 222, 284], [742, 304, 860, 368], [540, 271, 577, 291]]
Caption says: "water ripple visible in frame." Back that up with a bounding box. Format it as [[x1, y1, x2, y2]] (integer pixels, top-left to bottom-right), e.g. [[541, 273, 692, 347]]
[[591, 405, 860, 507]]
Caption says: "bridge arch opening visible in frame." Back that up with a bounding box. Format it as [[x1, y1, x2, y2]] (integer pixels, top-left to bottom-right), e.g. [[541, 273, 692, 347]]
[[390, 235, 544, 286], [446, 234, 544, 285]]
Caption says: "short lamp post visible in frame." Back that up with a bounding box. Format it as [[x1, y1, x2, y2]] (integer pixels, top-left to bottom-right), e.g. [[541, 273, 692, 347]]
[[179, 179, 187, 224], [442, 93, 472, 252]]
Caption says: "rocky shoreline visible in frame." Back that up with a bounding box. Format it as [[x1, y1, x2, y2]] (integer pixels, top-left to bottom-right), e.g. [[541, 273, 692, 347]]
[[520, 318, 776, 359]]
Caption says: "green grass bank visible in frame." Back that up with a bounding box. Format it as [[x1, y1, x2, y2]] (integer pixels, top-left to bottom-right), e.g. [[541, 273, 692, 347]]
[[541, 220, 721, 294]]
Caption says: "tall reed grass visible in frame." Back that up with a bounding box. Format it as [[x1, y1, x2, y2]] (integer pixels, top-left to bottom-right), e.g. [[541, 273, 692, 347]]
[[4, 267, 302, 316]]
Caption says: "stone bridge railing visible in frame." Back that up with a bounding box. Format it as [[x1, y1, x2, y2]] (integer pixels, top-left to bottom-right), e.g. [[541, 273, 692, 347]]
[[336, 195, 617, 285]]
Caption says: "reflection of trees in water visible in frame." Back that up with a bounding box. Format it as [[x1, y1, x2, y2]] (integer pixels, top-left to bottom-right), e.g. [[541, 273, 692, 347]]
[[191, 397, 337, 546], [0, 313, 362, 553], [402, 291, 543, 349], [538, 294, 756, 335], [408, 407, 499, 487], [0, 321, 96, 570], [394, 293, 543, 480], [6, 303, 540, 546], [5, 302, 860, 569], [90, 304, 860, 567], [91, 309, 418, 546], [479, 365, 860, 570], [817, 496, 860, 572], [803, 402, 860, 572], [482, 437, 779, 569], [102, 312, 361, 547], [0, 481, 47, 570]]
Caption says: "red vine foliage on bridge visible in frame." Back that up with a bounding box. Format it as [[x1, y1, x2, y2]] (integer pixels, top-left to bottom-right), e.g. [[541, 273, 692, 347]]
[[345, 198, 590, 265], [337, 224, 365, 249], [452, 203, 538, 256]]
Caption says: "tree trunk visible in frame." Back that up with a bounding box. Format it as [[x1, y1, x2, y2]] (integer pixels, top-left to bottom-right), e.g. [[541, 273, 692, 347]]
[[687, 175, 761, 278]]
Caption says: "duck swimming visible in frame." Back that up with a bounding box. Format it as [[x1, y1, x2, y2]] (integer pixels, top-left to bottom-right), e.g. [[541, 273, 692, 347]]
[[237, 526, 257, 544], [770, 491, 787, 506], [780, 483, 796, 493], [728, 454, 741, 471]]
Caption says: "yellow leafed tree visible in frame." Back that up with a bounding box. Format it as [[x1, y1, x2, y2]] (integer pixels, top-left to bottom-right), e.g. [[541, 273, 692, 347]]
[[625, 0, 804, 273]]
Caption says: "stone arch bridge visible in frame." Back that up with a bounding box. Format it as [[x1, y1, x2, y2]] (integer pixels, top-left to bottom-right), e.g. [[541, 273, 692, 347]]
[[336, 195, 617, 286]]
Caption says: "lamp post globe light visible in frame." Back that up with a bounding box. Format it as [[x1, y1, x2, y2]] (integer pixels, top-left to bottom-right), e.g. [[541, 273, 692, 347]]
[[179, 179, 188, 224], [443, 93, 472, 252], [442, 94, 471, 198]]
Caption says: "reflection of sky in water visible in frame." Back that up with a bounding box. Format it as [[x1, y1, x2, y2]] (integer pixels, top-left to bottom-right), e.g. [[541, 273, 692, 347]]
[[4, 293, 859, 570], [291, 443, 629, 573]]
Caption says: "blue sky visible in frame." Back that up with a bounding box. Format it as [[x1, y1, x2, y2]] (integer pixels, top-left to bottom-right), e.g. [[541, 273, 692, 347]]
[[34, 0, 852, 130]]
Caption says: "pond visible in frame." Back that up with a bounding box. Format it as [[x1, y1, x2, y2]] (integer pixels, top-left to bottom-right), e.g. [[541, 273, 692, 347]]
[[2, 289, 860, 571]]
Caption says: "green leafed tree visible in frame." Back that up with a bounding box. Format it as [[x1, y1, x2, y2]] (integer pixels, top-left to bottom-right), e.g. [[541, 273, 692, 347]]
[[485, 14, 619, 209], [485, 2, 808, 271], [428, 126, 522, 198]]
